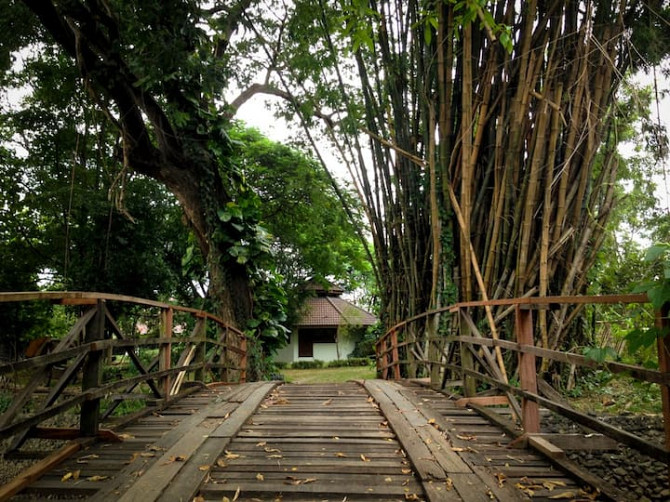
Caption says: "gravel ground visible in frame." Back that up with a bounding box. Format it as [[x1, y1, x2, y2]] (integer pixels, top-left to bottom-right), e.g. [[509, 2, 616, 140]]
[[1, 410, 78, 488], [542, 412, 669, 501]]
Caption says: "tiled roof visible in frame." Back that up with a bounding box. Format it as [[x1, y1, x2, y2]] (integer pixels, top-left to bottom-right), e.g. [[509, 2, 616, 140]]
[[297, 296, 377, 327]]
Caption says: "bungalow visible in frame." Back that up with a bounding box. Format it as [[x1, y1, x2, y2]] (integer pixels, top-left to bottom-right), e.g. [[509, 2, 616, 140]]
[[273, 281, 377, 363]]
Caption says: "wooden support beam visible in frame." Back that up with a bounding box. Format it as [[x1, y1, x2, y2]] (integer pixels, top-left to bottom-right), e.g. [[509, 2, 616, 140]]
[[159, 307, 173, 396], [527, 433, 618, 451], [516, 306, 540, 434], [656, 304, 670, 482], [455, 395, 509, 407], [30, 427, 122, 442], [459, 310, 477, 396], [80, 300, 105, 437], [527, 434, 565, 459], [390, 329, 401, 380]]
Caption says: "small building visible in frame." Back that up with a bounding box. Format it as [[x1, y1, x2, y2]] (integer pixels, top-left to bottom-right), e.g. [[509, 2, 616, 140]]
[[273, 281, 377, 363]]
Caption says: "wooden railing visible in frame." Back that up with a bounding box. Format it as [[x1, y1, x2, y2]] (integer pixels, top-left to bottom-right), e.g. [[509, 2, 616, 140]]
[[376, 294, 670, 469], [0, 292, 246, 454]]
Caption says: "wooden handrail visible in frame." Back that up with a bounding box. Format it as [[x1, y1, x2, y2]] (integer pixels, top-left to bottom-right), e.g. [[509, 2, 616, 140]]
[[0, 291, 245, 338], [374, 292, 670, 472], [0, 292, 248, 453]]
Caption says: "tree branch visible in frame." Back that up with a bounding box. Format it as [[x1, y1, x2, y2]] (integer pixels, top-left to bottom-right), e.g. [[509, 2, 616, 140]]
[[228, 83, 335, 128]]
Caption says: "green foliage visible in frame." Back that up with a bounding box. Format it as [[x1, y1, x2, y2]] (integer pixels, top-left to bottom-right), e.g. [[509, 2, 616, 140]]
[[621, 243, 670, 358], [349, 324, 381, 358], [326, 357, 372, 367], [582, 346, 619, 363], [566, 370, 614, 398], [289, 360, 324, 369]]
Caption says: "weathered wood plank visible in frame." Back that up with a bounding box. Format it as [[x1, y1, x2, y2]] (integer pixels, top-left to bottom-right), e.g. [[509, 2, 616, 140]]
[[363, 381, 446, 482], [155, 382, 276, 502], [93, 391, 239, 500], [373, 380, 472, 474]]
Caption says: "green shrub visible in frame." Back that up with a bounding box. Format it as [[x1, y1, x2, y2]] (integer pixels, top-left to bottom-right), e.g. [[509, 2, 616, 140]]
[[327, 357, 373, 368], [289, 360, 324, 369]]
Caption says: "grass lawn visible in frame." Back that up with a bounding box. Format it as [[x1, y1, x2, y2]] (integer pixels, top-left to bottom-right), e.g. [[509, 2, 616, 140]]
[[280, 365, 378, 384]]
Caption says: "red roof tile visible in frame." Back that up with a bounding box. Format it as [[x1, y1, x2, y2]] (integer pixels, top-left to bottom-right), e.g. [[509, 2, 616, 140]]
[[297, 296, 377, 327]]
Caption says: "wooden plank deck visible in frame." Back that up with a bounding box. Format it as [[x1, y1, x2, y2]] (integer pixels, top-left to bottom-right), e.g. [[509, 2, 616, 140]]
[[3, 380, 619, 501]]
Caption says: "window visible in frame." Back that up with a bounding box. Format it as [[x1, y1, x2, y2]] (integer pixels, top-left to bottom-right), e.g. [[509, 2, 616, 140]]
[[298, 328, 337, 357]]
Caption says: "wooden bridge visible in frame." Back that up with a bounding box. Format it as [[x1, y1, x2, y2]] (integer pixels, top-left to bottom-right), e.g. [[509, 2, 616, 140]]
[[0, 292, 669, 501]]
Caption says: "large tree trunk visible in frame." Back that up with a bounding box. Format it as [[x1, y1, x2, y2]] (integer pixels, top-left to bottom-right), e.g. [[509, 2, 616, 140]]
[[21, 0, 253, 328]]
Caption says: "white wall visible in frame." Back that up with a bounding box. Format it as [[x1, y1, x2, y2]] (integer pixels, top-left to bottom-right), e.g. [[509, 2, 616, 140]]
[[273, 331, 358, 363]]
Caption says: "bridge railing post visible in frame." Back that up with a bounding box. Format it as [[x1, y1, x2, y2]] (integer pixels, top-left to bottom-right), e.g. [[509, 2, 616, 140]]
[[377, 336, 388, 379], [390, 328, 401, 380], [80, 299, 105, 436], [194, 319, 206, 383], [515, 305, 540, 434], [459, 307, 477, 397], [239, 332, 247, 383], [159, 307, 173, 398], [655, 304, 670, 482]]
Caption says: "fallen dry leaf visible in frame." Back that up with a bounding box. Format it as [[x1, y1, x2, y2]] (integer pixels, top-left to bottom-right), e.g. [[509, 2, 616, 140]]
[[161, 455, 187, 465], [549, 492, 577, 499], [284, 476, 317, 485], [256, 441, 267, 447], [335, 452, 347, 458], [445, 478, 454, 491], [216, 458, 227, 468], [256, 473, 264, 481], [401, 468, 412, 475], [267, 454, 283, 459], [224, 451, 240, 460], [192, 496, 205, 502], [76, 454, 99, 464], [322, 398, 333, 406], [456, 434, 476, 441], [264, 447, 281, 453], [360, 454, 371, 462], [405, 494, 420, 501], [140, 452, 155, 458], [86, 475, 108, 482], [198, 465, 210, 471], [495, 472, 506, 487], [543, 480, 566, 491], [125, 452, 139, 465], [428, 418, 436, 425], [117, 433, 134, 440]]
